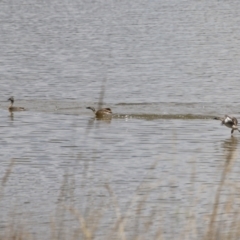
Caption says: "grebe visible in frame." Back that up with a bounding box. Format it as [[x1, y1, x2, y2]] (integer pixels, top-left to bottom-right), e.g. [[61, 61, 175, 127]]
[[8, 97, 25, 111]]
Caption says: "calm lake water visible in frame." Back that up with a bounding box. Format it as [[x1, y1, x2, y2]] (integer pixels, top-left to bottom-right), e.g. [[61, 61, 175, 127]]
[[0, 0, 240, 239]]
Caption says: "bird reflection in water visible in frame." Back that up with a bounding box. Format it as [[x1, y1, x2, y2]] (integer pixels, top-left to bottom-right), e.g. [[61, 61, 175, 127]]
[[9, 112, 14, 121], [222, 136, 238, 164], [95, 116, 112, 124], [87, 115, 112, 126], [85, 115, 112, 136]]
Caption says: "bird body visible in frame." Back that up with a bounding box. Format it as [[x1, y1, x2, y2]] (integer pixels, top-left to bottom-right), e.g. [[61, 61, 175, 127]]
[[214, 115, 240, 134], [8, 97, 25, 111], [86, 106, 112, 118]]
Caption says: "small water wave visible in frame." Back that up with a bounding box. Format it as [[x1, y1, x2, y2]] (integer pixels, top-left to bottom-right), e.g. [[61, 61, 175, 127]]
[[113, 113, 215, 120], [0, 100, 236, 121]]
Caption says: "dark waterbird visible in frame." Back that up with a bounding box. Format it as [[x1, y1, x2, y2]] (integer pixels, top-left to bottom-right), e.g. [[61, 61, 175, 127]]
[[86, 106, 112, 118], [8, 97, 25, 111], [214, 115, 240, 134]]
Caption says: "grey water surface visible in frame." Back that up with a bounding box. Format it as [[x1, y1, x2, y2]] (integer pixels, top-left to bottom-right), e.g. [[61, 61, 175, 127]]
[[0, 0, 240, 239]]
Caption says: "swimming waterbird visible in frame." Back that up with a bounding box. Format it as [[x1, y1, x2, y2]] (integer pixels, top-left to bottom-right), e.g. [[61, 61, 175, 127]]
[[86, 106, 112, 118], [214, 115, 240, 134], [8, 96, 25, 111]]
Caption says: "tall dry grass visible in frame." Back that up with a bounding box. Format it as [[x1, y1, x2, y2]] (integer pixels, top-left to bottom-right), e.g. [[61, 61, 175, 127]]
[[2, 81, 240, 239], [0, 141, 240, 240]]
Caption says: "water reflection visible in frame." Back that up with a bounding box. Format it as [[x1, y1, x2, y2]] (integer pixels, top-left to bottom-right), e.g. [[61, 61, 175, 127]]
[[87, 116, 112, 125], [85, 117, 112, 136], [222, 137, 239, 163], [8, 112, 14, 121]]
